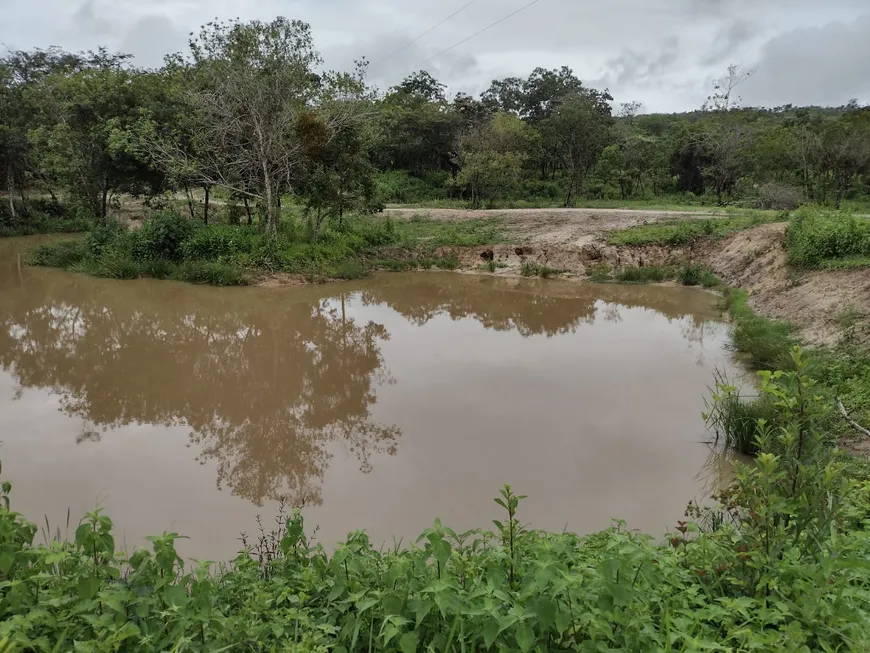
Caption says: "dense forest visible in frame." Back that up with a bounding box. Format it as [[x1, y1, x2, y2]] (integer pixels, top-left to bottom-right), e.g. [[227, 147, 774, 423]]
[[2, 16, 870, 238]]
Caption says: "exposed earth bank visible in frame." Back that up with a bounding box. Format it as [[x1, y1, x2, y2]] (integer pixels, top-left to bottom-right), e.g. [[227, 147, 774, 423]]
[[383, 207, 870, 348]]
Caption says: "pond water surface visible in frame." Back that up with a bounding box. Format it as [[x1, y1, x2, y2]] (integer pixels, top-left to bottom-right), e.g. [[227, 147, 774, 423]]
[[0, 236, 740, 559]]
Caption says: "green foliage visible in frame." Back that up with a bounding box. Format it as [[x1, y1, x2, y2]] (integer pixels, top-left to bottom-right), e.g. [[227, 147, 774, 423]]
[[726, 289, 796, 370], [136, 211, 198, 262], [705, 383, 781, 456], [27, 239, 88, 268], [375, 171, 448, 204], [520, 262, 563, 278], [615, 265, 669, 283], [181, 225, 258, 260], [586, 263, 612, 282], [678, 263, 719, 287], [786, 207, 870, 268], [608, 213, 777, 246], [2, 352, 870, 650], [172, 260, 248, 286]]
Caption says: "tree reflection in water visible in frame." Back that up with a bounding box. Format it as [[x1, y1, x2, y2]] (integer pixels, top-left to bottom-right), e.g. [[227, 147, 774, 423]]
[[0, 240, 727, 512]]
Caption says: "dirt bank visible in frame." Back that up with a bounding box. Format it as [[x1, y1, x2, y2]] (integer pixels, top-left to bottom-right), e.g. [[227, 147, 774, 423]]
[[386, 207, 868, 348], [385, 206, 722, 248]]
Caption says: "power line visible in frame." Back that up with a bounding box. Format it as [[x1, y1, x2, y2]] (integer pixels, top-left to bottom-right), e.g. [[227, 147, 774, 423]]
[[422, 0, 543, 64], [373, 0, 482, 66]]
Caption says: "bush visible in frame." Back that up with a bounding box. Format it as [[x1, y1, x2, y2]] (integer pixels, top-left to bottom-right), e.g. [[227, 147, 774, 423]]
[[332, 260, 368, 280], [786, 207, 870, 268], [727, 289, 795, 370], [181, 225, 258, 261], [706, 384, 780, 456], [757, 182, 802, 211], [375, 170, 448, 204], [136, 211, 198, 262], [678, 263, 719, 287], [172, 260, 248, 286], [616, 265, 669, 283], [27, 240, 88, 268], [84, 220, 126, 258]]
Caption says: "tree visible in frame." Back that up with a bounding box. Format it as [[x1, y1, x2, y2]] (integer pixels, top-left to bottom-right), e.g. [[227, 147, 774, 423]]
[[820, 113, 870, 208], [456, 112, 538, 206], [145, 18, 331, 235], [27, 50, 162, 220], [539, 91, 614, 206], [704, 64, 755, 112]]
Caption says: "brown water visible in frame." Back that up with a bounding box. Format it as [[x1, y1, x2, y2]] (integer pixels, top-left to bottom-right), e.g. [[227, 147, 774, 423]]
[[0, 236, 740, 559]]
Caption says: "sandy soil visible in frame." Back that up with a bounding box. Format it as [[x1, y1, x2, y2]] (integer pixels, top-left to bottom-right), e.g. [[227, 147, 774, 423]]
[[386, 207, 869, 348], [385, 207, 722, 248], [707, 223, 870, 347]]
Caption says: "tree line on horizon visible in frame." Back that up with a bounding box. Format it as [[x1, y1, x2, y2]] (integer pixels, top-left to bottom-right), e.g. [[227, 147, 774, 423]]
[[2, 17, 870, 236]]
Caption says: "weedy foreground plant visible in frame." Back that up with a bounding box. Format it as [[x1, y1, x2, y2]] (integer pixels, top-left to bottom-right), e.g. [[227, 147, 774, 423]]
[[2, 350, 870, 651]]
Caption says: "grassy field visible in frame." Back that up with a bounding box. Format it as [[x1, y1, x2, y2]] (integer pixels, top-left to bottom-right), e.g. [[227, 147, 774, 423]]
[[27, 212, 508, 285]]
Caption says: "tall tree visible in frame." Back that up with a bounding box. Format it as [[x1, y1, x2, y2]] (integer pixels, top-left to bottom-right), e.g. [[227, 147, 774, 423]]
[[540, 90, 614, 206]]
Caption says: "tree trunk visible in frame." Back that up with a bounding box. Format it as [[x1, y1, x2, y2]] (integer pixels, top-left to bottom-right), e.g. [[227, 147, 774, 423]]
[[7, 169, 17, 222], [184, 185, 196, 220], [243, 197, 252, 225], [100, 179, 109, 221], [203, 185, 211, 225]]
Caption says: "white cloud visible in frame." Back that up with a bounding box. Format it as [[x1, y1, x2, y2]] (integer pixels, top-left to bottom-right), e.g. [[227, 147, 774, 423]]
[[1, 0, 867, 111]]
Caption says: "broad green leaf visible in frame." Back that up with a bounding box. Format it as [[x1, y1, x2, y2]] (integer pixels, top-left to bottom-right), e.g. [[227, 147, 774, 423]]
[[0, 551, 14, 575], [399, 631, 419, 653], [76, 576, 100, 600], [516, 624, 535, 652], [482, 620, 500, 648]]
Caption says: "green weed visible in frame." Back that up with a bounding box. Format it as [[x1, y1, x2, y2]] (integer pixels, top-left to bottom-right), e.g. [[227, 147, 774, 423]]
[[609, 213, 781, 247], [786, 207, 870, 268], [172, 260, 248, 286], [678, 263, 720, 287], [616, 265, 669, 283], [27, 240, 88, 268]]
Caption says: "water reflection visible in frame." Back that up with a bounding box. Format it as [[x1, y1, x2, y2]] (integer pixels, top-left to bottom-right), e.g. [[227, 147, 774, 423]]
[[0, 251, 398, 506], [0, 237, 736, 553]]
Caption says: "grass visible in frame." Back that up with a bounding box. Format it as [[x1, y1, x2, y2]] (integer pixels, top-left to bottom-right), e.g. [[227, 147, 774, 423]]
[[678, 263, 720, 287], [0, 214, 92, 238], [616, 265, 670, 283], [608, 212, 783, 247], [26, 212, 506, 286], [706, 384, 781, 456], [786, 207, 870, 269], [725, 289, 796, 371], [520, 262, 564, 278]]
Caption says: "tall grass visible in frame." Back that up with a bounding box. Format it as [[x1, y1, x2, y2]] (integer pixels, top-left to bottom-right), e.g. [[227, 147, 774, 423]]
[[27, 212, 506, 286], [786, 207, 870, 269], [608, 212, 780, 246]]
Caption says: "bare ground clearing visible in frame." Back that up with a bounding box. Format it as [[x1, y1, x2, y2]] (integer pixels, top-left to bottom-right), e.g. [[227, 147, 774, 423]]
[[384, 207, 869, 348]]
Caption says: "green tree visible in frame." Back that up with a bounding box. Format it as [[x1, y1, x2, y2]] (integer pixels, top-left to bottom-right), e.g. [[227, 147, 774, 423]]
[[539, 91, 614, 206]]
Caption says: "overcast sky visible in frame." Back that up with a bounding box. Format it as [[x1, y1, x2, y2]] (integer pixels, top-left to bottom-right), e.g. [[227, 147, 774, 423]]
[[1, 0, 868, 112]]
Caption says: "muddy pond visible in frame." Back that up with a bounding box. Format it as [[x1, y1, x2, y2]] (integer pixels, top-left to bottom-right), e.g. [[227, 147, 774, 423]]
[[0, 236, 742, 560]]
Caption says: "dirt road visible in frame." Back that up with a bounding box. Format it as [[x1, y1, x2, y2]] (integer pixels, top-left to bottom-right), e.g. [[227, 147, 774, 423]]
[[384, 206, 722, 248]]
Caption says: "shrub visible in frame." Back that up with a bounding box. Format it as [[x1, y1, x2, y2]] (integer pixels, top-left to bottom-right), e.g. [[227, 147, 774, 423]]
[[757, 182, 802, 210], [616, 265, 669, 283], [137, 211, 198, 262], [705, 385, 780, 456], [181, 225, 258, 261], [172, 260, 248, 286], [332, 260, 368, 280], [141, 258, 175, 280], [678, 263, 719, 287], [27, 240, 88, 268], [727, 289, 795, 370], [786, 207, 870, 268], [83, 220, 126, 258], [94, 253, 142, 280]]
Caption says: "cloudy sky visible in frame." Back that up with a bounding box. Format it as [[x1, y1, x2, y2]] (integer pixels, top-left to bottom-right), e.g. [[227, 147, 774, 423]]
[[1, 0, 868, 112]]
